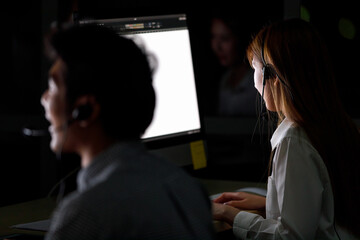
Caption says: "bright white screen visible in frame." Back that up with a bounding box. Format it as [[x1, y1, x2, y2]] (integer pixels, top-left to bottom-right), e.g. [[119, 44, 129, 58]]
[[125, 30, 201, 139]]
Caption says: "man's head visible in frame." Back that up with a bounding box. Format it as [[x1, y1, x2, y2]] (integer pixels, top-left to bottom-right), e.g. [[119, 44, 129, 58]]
[[41, 24, 155, 153]]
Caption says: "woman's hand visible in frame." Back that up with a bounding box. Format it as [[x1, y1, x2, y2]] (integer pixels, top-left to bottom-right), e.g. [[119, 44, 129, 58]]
[[213, 192, 266, 210], [212, 202, 240, 225], [212, 192, 266, 225]]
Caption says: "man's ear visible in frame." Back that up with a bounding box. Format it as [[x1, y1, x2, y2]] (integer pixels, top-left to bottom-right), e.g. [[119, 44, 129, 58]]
[[71, 95, 100, 127]]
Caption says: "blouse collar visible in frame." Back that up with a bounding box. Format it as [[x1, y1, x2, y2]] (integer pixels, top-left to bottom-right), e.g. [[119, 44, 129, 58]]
[[270, 118, 294, 151]]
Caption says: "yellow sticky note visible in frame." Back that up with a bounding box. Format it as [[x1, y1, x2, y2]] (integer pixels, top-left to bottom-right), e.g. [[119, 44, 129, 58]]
[[190, 140, 207, 170]]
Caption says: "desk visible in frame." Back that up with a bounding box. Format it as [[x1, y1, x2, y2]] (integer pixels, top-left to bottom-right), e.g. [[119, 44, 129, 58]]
[[0, 180, 266, 239], [0, 198, 56, 239]]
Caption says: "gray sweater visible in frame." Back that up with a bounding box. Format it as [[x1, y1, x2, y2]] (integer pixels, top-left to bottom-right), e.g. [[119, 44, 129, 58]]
[[45, 141, 215, 240]]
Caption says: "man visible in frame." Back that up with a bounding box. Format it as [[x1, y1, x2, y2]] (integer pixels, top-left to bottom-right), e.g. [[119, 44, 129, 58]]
[[41, 24, 215, 240]]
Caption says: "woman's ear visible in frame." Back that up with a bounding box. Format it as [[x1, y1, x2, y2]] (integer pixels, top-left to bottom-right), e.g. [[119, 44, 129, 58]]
[[71, 95, 100, 127]]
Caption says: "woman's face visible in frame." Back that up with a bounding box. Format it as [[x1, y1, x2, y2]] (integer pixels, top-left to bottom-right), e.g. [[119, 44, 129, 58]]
[[252, 57, 276, 111], [41, 58, 72, 153], [210, 18, 239, 67]]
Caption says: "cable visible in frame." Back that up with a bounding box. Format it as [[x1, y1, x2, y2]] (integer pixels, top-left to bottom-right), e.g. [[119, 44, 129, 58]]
[[47, 120, 78, 203], [334, 222, 342, 240], [47, 166, 80, 200]]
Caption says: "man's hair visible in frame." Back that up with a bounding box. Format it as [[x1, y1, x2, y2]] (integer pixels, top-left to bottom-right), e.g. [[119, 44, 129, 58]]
[[49, 24, 155, 140]]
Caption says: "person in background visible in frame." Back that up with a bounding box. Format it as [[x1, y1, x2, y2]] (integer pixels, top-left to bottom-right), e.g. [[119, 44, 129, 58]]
[[212, 18, 360, 239], [210, 14, 257, 116], [41, 23, 215, 240]]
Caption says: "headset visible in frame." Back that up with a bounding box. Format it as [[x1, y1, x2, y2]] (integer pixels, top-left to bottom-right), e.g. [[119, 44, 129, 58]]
[[261, 30, 272, 86], [260, 29, 285, 98], [22, 104, 93, 137], [259, 29, 293, 112], [259, 29, 272, 115]]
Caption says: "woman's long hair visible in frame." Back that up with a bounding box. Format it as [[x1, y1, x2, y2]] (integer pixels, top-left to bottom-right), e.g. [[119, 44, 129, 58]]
[[247, 18, 360, 236]]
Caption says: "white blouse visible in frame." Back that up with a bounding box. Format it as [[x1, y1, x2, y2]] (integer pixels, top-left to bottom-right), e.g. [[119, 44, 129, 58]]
[[232, 118, 339, 239]]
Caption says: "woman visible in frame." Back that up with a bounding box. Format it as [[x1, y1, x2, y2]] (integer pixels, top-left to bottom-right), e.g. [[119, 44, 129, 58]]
[[212, 18, 360, 239], [210, 14, 257, 116]]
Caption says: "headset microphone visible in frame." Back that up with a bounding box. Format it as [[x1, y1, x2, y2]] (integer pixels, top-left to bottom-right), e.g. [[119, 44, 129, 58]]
[[22, 127, 49, 137], [22, 122, 72, 137]]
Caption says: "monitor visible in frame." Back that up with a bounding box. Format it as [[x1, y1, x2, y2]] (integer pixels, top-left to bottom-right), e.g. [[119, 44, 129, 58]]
[[79, 14, 206, 168]]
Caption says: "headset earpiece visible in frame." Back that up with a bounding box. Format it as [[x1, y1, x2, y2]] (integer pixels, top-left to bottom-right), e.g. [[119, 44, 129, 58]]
[[72, 104, 93, 121], [263, 64, 276, 82], [261, 29, 270, 86], [262, 65, 270, 83]]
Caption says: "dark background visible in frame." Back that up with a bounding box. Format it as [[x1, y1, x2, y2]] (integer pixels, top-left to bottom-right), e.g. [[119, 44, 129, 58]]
[[0, 0, 359, 207]]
